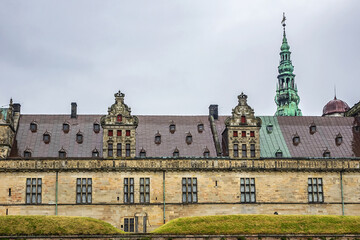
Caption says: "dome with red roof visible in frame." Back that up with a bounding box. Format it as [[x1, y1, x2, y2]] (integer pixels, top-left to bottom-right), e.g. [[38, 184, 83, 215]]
[[322, 96, 350, 116]]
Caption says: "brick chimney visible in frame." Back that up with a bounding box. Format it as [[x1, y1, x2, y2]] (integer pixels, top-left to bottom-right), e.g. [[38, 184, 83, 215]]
[[71, 102, 77, 118], [209, 104, 218, 120]]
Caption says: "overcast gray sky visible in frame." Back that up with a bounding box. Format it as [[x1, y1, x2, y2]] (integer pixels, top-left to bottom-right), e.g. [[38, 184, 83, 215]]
[[0, 1, 359, 116]]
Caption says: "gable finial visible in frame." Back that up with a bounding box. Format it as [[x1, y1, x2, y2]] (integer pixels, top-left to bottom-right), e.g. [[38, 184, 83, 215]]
[[334, 85, 337, 100]]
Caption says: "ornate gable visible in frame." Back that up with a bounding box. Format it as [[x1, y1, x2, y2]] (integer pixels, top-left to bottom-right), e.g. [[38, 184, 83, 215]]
[[225, 93, 261, 127], [224, 93, 261, 159], [101, 91, 139, 126], [101, 91, 138, 158]]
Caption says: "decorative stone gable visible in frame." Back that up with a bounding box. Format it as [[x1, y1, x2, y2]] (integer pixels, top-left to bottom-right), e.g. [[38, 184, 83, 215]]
[[224, 93, 261, 159], [101, 91, 139, 158]]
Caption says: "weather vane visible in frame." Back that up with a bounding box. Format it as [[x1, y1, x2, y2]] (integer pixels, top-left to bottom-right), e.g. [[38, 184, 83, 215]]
[[281, 12, 286, 27]]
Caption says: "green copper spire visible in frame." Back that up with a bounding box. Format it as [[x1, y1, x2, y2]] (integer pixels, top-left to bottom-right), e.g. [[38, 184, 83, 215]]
[[275, 13, 302, 116]]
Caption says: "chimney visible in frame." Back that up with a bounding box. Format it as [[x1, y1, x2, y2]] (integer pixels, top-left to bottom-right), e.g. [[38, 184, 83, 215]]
[[13, 103, 21, 113], [209, 104, 218, 120], [71, 102, 77, 118]]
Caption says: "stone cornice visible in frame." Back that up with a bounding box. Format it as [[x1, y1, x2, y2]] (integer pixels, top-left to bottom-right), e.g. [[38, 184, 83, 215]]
[[0, 158, 359, 172]]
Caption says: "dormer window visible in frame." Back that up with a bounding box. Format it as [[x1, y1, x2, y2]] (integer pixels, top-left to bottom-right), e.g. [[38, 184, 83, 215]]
[[117, 114, 122, 122], [92, 149, 99, 158], [43, 132, 51, 144], [323, 149, 331, 158], [186, 133, 192, 145], [293, 134, 300, 146], [233, 131, 238, 137], [335, 133, 342, 146], [155, 132, 161, 145], [354, 126, 360, 132], [309, 123, 316, 134], [62, 123, 70, 133], [266, 124, 273, 133], [241, 116, 246, 124], [275, 150, 283, 158], [169, 123, 176, 134], [24, 150, 32, 158], [139, 148, 146, 158], [76, 131, 83, 144], [198, 123, 204, 133], [173, 148, 179, 157], [93, 123, 100, 133], [30, 122, 37, 132], [203, 148, 210, 158], [59, 148, 66, 158]]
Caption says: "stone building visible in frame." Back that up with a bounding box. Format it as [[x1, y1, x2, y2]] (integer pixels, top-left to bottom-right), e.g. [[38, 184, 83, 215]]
[[0, 19, 359, 233]]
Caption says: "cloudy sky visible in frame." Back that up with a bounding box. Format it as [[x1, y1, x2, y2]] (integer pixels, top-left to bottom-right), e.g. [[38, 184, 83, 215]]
[[0, 1, 359, 116]]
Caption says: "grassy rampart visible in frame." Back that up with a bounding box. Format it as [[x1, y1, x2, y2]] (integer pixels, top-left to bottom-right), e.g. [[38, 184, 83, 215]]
[[152, 215, 360, 235], [0, 215, 123, 236]]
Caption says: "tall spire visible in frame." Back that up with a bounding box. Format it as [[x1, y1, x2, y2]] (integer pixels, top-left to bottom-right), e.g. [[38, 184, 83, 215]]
[[274, 13, 302, 116]]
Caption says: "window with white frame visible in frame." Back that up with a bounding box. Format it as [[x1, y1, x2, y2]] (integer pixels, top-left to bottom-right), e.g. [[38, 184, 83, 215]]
[[76, 178, 92, 204], [26, 178, 42, 204], [182, 178, 197, 203], [240, 178, 256, 203]]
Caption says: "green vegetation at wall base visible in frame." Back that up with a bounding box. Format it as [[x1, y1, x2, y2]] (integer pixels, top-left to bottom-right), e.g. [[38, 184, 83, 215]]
[[0, 215, 124, 236], [151, 215, 360, 235]]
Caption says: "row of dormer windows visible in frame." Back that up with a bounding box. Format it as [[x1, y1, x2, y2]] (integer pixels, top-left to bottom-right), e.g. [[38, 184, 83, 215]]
[[41, 131, 84, 144], [30, 122, 101, 134], [292, 133, 343, 146]]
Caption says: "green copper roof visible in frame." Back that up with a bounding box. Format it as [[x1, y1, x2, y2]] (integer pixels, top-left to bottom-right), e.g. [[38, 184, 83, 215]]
[[259, 116, 291, 158], [0, 108, 8, 121]]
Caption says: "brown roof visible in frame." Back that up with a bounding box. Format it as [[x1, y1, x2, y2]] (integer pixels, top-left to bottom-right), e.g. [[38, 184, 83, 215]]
[[15, 115, 103, 158], [136, 115, 216, 157], [15, 114, 360, 159], [277, 116, 360, 158]]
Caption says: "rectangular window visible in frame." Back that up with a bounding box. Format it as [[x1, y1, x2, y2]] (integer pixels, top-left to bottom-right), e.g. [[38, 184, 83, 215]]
[[233, 144, 238, 157], [242, 144, 247, 157], [124, 178, 134, 203], [241, 116, 246, 124], [124, 218, 135, 232], [108, 143, 113, 157], [76, 178, 92, 204], [117, 130, 122, 136], [250, 131, 255, 137], [182, 178, 197, 203], [126, 130, 131, 136], [308, 178, 324, 203], [240, 178, 256, 203], [26, 178, 42, 204], [117, 143, 122, 157], [250, 144, 255, 157], [233, 131, 238, 137], [242, 131, 246, 137], [126, 144, 131, 157], [108, 130, 113, 136], [140, 178, 150, 203]]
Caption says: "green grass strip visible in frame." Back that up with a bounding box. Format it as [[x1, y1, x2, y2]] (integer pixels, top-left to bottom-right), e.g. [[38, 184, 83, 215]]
[[0, 215, 124, 236], [152, 215, 360, 235]]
